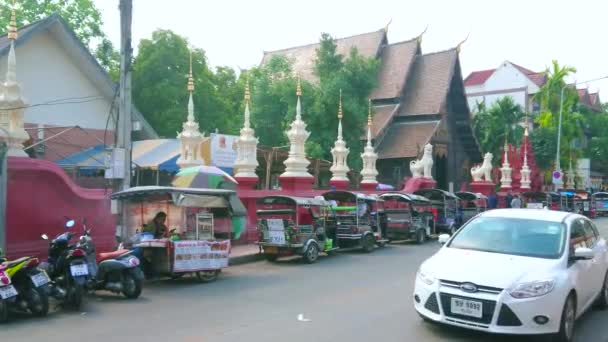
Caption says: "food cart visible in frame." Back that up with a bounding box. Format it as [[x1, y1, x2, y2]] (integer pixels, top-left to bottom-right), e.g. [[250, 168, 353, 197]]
[[256, 196, 337, 263], [378, 192, 433, 244], [413, 189, 460, 234], [522, 191, 552, 209], [111, 186, 246, 282], [454, 192, 488, 223], [322, 191, 388, 252], [592, 192, 608, 217]]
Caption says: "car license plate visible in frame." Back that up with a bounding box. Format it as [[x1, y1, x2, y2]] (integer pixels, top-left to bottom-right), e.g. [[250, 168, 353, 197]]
[[268, 231, 286, 244], [264, 246, 278, 254], [451, 297, 483, 318], [70, 264, 89, 277], [30, 272, 50, 287], [0, 285, 18, 299]]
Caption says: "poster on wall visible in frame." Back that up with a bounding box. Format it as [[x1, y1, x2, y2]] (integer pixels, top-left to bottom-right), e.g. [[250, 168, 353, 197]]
[[173, 240, 231, 271], [210, 133, 238, 171]]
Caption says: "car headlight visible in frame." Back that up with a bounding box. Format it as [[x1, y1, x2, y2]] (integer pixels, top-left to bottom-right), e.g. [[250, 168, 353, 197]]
[[417, 268, 436, 286], [509, 280, 555, 299]]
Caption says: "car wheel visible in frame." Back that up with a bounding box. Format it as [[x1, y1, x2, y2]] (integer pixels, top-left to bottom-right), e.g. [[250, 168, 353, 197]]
[[416, 229, 426, 244], [595, 272, 608, 309], [303, 243, 319, 264], [554, 294, 576, 342]]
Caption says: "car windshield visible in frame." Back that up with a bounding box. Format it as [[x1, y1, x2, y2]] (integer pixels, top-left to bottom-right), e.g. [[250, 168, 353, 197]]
[[448, 216, 567, 259]]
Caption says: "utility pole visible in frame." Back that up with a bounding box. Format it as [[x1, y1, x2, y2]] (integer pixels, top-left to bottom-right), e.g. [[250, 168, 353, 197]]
[[0, 139, 7, 253], [117, 0, 133, 240]]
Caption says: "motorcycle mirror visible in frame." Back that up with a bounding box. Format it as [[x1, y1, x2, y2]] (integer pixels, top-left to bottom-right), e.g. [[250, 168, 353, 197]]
[[65, 219, 75, 228], [41, 234, 49, 240]]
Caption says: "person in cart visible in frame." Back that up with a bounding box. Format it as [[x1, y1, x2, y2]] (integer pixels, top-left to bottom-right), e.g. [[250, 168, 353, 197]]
[[144, 212, 168, 239]]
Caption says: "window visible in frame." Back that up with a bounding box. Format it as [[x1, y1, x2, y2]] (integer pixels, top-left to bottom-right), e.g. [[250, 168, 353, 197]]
[[583, 220, 599, 248], [570, 219, 587, 250]]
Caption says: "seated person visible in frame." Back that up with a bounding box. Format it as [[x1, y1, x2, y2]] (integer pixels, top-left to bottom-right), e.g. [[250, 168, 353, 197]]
[[143, 212, 168, 239]]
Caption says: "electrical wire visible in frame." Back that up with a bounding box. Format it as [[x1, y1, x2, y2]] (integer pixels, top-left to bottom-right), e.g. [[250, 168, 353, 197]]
[[0, 95, 106, 111]]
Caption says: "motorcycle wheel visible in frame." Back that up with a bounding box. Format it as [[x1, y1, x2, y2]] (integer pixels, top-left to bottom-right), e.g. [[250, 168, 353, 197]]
[[0, 299, 8, 323], [195, 270, 219, 283], [66, 283, 84, 310], [26, 287, 49, 317], [121, 272, 142, 299]]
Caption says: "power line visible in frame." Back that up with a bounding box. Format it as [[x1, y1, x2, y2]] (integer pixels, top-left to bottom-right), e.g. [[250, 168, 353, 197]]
[[0, 95, 105, 111]]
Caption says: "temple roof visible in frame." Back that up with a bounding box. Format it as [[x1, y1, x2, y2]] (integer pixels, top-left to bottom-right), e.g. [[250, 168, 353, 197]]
[[261, 29, 386, 85], [399, 49, 458, 116], [370, 38, 419, 100], [377, 121, 440, 159]]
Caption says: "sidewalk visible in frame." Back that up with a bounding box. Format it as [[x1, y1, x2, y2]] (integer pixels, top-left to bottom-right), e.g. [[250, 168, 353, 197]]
[[229, 243, 264, 265]]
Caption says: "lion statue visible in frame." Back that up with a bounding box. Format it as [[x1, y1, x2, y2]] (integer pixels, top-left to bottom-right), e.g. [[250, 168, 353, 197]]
[[470, 152, 493, 182], [410, 143, 434, 179]]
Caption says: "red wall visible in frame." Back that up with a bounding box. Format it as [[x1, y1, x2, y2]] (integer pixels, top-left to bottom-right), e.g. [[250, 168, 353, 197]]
[[6, 157, 115, 259]]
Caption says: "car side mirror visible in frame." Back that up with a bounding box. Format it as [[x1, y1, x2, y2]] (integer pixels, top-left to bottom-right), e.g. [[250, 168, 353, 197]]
[[572, 247, 594, 260], [41, 234, 49, 240], [438, 234, 450, 244]]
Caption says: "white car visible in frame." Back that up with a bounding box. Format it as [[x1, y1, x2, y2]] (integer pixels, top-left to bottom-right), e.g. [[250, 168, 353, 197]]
[[414, 209, 608, 342]]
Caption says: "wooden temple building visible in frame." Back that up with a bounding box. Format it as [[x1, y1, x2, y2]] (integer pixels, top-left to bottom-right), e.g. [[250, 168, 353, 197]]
[[261, 28, 481, 191]]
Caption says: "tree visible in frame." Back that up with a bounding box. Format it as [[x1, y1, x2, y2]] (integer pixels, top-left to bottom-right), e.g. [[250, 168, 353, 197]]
[[132, 30, 240, 138], [0, 0, 118, 76], [472, 97, 525, 166]]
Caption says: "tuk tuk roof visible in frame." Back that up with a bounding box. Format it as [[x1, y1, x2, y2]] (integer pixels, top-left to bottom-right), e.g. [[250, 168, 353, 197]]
[[522, 191, 549, 197], [322, 190, 382, 202], [110, 186, 236, 199], [592, 192, 608, 198], [455, 192, 488, 201], [414, 188, 459, 201], [256, 195, 330, 206], [379, 192, 431, 204]]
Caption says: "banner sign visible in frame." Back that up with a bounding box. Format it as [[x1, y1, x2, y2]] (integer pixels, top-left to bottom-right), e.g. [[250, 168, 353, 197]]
[[173, 240, 231, 272], [210, 133, 238, 168]]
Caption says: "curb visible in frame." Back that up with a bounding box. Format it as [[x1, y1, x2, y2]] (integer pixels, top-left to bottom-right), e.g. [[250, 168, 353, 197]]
[[229, 253, 265, 266]]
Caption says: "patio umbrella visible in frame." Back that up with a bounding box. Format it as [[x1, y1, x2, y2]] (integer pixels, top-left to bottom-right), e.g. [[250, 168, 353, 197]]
[[376, 183, 395, 191], [172, 165, 238, 190]]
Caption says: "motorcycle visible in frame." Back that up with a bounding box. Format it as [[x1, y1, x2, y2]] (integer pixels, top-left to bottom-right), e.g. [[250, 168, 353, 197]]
[[0, 248, 50, 321], [77, 219, 143, 299], [40, 219, 88, 309]]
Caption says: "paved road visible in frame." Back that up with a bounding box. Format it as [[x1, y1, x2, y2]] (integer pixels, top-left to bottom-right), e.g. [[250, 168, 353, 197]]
[[3, 219, 608, 342]]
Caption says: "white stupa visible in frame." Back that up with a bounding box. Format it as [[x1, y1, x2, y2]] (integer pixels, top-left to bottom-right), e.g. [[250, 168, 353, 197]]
[[329, 90, 349, 182], [500, 140, 512, 189], [280, 76, 313, 179], [176, 52, 205, 169], [233, 81, 259, 178], [360, 100, 379, 185]]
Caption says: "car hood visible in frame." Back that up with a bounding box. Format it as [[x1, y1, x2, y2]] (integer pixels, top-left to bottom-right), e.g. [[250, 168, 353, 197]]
[[422, 247, 561, 289]]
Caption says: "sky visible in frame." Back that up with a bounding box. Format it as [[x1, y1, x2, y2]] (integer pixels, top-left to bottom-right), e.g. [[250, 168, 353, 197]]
[[94, 0, 608, 97]]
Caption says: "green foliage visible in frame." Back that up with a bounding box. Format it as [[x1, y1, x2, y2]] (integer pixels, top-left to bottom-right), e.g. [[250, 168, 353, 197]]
[[472, 97, 525, 165], [132, 30, 241, 138], [530, 126, 557, 170]]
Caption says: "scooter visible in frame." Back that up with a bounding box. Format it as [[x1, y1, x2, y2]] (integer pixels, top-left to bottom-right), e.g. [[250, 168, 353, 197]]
[[77, 219, 143, 299], [40, 219, 88, 309], [0, 248, 50, 321]]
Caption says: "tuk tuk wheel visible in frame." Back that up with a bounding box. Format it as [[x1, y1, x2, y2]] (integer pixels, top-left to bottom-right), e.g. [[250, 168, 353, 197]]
[[265, 254, 279, 262], [362, 234, 375, 253], [195, 270, 219, 283], [304, 243, 319, 264], [416, 229, 426, 244]]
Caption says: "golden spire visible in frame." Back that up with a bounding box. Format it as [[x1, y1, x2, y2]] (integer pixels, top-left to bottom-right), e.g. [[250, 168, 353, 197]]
[[384, 19, 392, 33], [8, 0, 17, 40], [296, 74, 302, 97], [187, 50, 194, 92], [367, 99, 372, 126], [337, 89, 343, 119]]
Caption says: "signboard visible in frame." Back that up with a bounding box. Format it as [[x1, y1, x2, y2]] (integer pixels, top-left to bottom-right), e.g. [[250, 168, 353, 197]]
[[173, 240, 230, 272], [552, 170, 563, 185], [210, 133, 238, 169], [527, 202, 544, 209]]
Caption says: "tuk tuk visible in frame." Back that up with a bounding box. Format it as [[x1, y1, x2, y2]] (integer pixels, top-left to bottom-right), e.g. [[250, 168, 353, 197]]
[[558, 191, 580, 213], [322, 191, 388, 252], [111, 186, 245, 282], [547, 192, 568, 211], [455, 192, 488, 222], [413, 189, 460, 234], [574, 191, 592, 217], [378, 193, 433, 244], [256, 196, 336, 263], [592, 192, 608, 217], [522, 191, 551, 209]]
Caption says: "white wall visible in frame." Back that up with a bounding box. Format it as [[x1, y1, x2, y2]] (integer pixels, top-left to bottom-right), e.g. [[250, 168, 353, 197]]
[[0, 32, 114, 130], [467, 90, 527, 114], [577, 158, 591, 189]]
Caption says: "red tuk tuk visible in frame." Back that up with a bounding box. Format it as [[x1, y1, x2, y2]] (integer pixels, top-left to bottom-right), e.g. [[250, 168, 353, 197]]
[[379, 193, 433, 244]]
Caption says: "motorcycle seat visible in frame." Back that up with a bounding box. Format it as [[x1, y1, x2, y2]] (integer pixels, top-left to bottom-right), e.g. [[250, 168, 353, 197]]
[[97, 250, 131, 263], [1, 256, 32, 269]]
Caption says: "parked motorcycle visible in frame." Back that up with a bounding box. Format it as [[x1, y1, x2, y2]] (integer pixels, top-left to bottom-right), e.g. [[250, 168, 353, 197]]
[[0, 248, 50, 321], [40, 219, 88, 309], [76, 219, 143, 299]]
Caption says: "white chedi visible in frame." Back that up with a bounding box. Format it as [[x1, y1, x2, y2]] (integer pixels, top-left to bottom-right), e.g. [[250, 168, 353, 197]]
[[233, 82, 259, 178], [360, 102, 378, 184], [281, 77, 313, 178], [330, 92, 349, 182], [470, 152, 493, 182], [499, 142, 512, 188], [410, 143, 434, 179], [177, 52, 205, 169]]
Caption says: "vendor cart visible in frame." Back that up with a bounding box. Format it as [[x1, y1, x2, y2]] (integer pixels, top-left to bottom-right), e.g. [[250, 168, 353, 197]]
[[111, 186, 246, 283]]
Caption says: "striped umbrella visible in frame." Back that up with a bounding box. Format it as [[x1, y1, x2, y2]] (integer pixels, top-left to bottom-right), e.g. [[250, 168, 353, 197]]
[[172, 165, 238, 190]]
